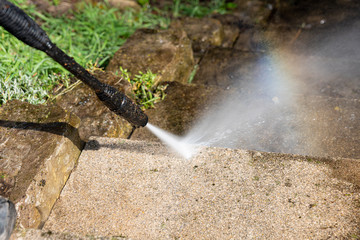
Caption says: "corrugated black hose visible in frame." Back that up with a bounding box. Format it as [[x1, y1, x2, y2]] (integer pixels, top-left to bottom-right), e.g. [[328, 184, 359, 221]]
[[0, 0, 148, 127]]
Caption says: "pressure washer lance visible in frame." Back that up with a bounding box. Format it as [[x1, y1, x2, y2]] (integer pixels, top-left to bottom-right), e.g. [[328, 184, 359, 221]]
[[0, 0, 148, 127]]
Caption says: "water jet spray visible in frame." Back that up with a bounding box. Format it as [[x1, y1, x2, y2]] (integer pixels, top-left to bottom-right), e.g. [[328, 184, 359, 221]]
[[0, 0, 148, 127]]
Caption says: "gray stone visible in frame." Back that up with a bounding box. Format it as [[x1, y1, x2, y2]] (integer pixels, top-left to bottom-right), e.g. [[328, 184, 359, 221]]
[[44, 138, 360, 239], [0, 100, 83, 228], [55, 70, 134, 141], [106, 25, 194, 85]]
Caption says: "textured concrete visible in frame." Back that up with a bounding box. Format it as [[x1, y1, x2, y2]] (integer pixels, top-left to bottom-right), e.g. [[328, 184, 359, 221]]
[[44, 137, 360, 239], [12, 228, 127, 240]]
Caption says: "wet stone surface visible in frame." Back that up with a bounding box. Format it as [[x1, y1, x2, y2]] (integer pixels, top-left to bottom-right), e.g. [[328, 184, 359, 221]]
[[193, 47, 360, 100], [0, 100, 83, 228], [192, 48, 261, 89]]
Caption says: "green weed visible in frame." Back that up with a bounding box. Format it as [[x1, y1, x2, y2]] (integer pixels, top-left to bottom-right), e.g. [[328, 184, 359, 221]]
[[118, 67, 167, 109], [171, 0, 237, 18], [188, 64, 198, 83]]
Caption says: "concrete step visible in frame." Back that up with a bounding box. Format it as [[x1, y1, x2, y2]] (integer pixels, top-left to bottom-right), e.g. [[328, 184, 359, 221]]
[[38, 138, 359, 239]]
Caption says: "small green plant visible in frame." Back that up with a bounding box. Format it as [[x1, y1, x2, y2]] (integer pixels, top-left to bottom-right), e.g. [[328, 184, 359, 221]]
[[171, 0, 237, 18], [188, 64, 198, 83], [118, 67, 167, 109], [137, 0, 150, 7]]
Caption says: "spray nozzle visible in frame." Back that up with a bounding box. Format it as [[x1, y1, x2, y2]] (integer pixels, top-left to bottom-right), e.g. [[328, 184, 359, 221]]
[[96, 84, 148, 127]]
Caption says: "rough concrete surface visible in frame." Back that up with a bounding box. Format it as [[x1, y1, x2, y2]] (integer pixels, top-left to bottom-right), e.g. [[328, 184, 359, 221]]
[[44, 138, 360, 239], [12, 228, 127, 240]]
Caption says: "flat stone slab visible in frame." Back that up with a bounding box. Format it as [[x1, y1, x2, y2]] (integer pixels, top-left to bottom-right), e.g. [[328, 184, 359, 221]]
[[44, 138, 360, 239]]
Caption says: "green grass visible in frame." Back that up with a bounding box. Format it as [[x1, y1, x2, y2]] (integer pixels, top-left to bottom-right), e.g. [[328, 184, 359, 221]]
[[0, 0, 169, 105], [170, 0, 237, 18]]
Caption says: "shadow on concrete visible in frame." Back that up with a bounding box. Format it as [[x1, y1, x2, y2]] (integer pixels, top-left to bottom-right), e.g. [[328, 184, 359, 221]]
[[85, 139, 162, 153]]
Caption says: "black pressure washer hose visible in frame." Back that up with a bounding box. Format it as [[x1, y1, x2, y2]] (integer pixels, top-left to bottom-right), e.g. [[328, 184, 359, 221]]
[[0, 0, 148, 127]]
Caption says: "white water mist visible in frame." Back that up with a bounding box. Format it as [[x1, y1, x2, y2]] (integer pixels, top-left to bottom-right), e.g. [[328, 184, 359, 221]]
[[146, 123, 198, 159], [146, 21, 360, 158]]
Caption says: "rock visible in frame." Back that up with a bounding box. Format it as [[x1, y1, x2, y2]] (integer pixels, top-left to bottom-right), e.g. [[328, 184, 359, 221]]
[[131, 81, 231, 141], [178, 17, 224, 55], [31, 0, 72, 16], [55, 70, 134, 141], [106, 0, 140, 10], [43, 138, 360, 239], [212, 14, 242, 48], [106, 25, 194, 85], [0, 100, 83, 228]]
